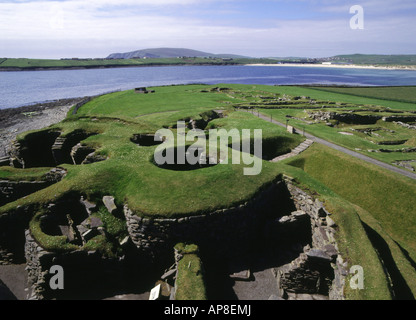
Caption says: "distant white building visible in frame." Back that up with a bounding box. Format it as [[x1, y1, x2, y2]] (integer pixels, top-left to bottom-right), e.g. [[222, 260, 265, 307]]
[[322, 62, 332, 65]]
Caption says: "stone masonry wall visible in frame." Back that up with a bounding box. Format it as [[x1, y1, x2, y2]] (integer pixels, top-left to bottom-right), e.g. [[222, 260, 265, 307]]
[[0, 181, 50, 207], [0, 205, 34, 265], [274, 177, 347, 300], [4, 175, 347, 300], [124, 181, 282, 259], [24, 230, 126, 300]]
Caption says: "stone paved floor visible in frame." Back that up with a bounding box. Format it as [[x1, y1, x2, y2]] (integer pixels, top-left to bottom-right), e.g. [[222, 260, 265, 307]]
[[232, 268, 279, 300], [0, 264, 27, 300]]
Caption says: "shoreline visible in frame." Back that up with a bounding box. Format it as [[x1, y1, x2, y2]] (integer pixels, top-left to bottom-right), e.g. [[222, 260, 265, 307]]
[[245, 63, 416, 71], [1, 62, 416, 73], [0, 62, 238, 72], [0, 98, 84, 157]]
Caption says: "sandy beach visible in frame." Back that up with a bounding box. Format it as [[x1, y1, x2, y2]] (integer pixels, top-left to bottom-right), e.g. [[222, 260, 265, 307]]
[[245, 63, 416, 71]]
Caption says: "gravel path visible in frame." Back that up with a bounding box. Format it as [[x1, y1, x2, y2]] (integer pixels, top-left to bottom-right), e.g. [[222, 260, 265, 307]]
[[244, 110, 416, 180]]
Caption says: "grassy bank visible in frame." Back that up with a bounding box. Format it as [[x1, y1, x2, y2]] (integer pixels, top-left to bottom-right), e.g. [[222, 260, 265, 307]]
[[1, 85, 303, 218], [1, 83, 415, 299], [275, 165, 393, 300], [284, 143, 416, 298], [310, 86, 416, 104]]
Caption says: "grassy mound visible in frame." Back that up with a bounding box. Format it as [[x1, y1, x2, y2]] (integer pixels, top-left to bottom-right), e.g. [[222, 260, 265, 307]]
[[1, 83, 415, 300]]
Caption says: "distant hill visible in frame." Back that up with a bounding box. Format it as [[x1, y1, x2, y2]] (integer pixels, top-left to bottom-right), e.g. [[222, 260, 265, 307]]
[[107, 48, 250, 59]]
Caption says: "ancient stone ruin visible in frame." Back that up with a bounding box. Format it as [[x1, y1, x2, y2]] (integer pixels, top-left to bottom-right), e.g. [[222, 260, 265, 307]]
[[6, 129, 106, 169], [0, 173, 347, 300], [0, 168, 67, 207]]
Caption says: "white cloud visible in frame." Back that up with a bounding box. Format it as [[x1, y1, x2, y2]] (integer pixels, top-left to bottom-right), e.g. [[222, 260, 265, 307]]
[[0, 0, 415, 58]]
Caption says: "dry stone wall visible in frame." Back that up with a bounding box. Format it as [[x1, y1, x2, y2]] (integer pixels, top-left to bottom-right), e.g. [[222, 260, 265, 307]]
[[0, 181, 49, 207], [1, 174, 347, 300], [0, 167, 66, 207], [124, 181, 281, 259], [274, 178, 347, 300], [0, 205, 35, 264], [124, 176, 347, 300], [24, 230, 127, 300]]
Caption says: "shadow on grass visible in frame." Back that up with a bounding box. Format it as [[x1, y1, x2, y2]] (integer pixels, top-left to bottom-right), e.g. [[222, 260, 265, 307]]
[[394, 240, 416, 273], [362, 222, 414, 300]]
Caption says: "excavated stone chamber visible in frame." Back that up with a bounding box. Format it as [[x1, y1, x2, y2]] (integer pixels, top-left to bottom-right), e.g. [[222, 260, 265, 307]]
[[7, 129, 104, 168], [152, 145, 220, 171]]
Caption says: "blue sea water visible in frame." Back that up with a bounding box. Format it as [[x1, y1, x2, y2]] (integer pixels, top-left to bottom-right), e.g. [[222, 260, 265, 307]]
[[1, 65, 416, 109]]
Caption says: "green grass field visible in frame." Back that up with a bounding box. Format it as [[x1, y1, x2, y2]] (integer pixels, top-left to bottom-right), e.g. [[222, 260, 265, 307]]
[[273, 85, 416, 111], [2, 54, 416, 70], [1, 83, 415, 300], [2, 85, 305, 216], [284, 143, 416, 298], [334, 54, 416, 66], [311, 86, 416, 104], [0, 57, 279, 70], [251, 85, 416, 171]]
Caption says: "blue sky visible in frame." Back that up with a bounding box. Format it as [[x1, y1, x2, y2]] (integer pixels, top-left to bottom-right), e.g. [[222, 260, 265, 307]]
[[1, 0, 415, 58]]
